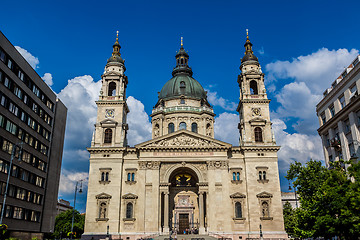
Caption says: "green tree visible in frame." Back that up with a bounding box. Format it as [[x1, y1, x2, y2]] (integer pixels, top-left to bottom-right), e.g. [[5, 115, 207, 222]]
[[54, 209, 85, 239], [286, 159, 360, 239], [282, 201, 297, 238]]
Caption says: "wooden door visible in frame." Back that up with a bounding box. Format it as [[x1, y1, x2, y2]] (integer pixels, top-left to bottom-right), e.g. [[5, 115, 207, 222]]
[[178, 213, 189, 234]]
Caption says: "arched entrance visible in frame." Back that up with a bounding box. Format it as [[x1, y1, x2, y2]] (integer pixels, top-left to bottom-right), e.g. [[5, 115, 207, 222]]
[[169, 168, 199, 234]]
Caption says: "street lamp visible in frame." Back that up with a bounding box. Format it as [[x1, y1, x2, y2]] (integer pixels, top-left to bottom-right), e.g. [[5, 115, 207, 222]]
[[70, 179, 83, 240], [0, 142, 23, 225], [259, 224, 263, 240], [288, 181, 298, 208]]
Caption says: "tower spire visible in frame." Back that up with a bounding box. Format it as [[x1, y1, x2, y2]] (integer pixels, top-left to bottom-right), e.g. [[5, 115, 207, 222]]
[[172, 38, 192, 77], [241, 29, 258, 63], [107, 30, 124, 64]]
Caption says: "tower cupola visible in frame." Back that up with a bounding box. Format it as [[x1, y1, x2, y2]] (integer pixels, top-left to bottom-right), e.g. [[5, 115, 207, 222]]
[[172, 37, 193, 77], [107, 31, 124, 64], [241, 29, 258, 64]]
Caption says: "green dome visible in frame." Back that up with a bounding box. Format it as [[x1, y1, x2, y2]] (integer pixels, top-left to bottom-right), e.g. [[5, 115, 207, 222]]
[[107, 54, 124, 64], [159, 74, 207, 100]]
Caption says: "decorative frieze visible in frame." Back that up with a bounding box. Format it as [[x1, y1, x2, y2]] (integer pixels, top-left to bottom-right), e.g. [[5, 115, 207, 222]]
[[139, 161, 160, 169], [147, 135, 222, 148], [207, 160, 228, 169]]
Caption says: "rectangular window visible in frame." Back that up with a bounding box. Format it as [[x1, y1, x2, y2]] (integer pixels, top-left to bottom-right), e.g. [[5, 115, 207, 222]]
[[0, 49, 5, 62], [6, 121, 17, 135], [345, 119, 351, 133], [8, 185, 15, 197], [23, 94, 28, 104], [4, 77, 9, 88], [339, 95, 346, 109], [13, 207, 23, 219], [2, 139, 13, 155], [0, 114, 4, 128], [329, 105, 335, 117], [46, 100, 53, 111], [40, 144, 48, 155], [7, 59, 13, 70], [32, 103, 38, 113], [22, 151, 31, 163], [321, 112, 326, 124], [35, 176, 43, 187], [14, 86, 22, 99], [18, 70, 24, 81], [32, 85, 40, 97], [20, 112, 26, 122], [5, 205, 12, 218], [0, 95, 6, 106]]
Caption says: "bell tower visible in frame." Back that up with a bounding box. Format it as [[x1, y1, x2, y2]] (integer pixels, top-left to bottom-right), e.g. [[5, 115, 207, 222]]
[[92, 31, 129, 148], [237, 30, 276, 146]]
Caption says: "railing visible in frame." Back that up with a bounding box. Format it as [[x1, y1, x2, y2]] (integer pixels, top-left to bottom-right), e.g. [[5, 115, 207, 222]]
[[152, 106, 213, 114]]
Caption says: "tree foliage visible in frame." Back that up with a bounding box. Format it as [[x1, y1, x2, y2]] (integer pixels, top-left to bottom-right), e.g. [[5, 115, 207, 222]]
[[54, 209, 85, 239], [282, 201, 297, 238], [286, 159, 360, 239]]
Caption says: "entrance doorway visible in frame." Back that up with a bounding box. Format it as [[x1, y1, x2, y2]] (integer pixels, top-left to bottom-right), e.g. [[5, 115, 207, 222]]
[[179, 213, 189, 234]]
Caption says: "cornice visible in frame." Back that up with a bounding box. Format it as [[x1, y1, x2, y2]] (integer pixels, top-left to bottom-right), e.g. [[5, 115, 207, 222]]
[[240, 145, 280, 152]]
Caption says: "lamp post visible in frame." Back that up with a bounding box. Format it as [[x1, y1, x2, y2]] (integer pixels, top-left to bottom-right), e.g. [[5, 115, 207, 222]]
[[288, 181, 298, 208], [70, 179, 83, 240], [0, 142, 23, 225], [259, 224, 263, 240]]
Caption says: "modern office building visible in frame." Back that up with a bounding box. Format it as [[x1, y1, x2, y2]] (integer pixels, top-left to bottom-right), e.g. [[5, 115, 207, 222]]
[[316, 54, 360, 167], [0, 31, 67, 239], [83, 33, 287, 240]]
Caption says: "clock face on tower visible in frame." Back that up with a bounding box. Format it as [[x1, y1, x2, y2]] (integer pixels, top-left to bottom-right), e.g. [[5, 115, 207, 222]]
[[105, 109, 115, 118], [252, 108, 261, 116]]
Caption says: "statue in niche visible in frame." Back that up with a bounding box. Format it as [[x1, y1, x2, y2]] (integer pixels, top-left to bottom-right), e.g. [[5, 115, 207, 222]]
[[99, 202, 107, 219]]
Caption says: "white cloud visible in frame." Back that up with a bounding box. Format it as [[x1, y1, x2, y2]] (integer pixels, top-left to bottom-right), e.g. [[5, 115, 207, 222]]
[[275, 82, 321, 119], [266, 48, 359, 94], [206, 89, 237, 111], [258, 46, 265, 55], [58, 75, 101, 149], [42, 73, 53, 86], [214, 112, 239, 145], [58, 170, 88, 196], [15, 46, 40, 69], [272, 118, 323, 171], [127, 96, 152, 146]]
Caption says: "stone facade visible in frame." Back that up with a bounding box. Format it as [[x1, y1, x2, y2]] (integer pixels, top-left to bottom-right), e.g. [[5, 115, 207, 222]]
[[83, 33, 287, 240], [316, 55, 360, 167]]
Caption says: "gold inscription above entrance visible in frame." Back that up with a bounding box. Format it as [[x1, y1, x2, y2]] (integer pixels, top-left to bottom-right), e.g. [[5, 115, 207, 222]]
[[153, 152, 214, 157]]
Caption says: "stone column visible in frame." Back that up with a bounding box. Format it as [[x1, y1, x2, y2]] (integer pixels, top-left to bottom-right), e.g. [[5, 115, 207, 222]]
[[158, 191, 162, 233], [164, 191, 169, 233], [199, 192, 205, 234]]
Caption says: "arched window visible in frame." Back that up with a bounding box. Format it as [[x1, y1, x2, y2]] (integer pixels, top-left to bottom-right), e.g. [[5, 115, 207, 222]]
[[154, 124, 160, 137], [259, 171, 262, 180], [254, 127, 263, 142], [262, 201, 269, 218], [179, 122, 186, 130], [250, 80, 258, 95], [101, 172, 105, 181], [233, 172, 236, 181], [180, 81, 186, 95], [191, 123, 198, 133], [126, 202, 133, 219], [168, 123, 174, 134], [206, 123, 212, 137], [235, 202, 242, 218], [105, 172, 109, 181], [127, 173, 131, 181], [104, 129, 112, 143], [131, 173, 135, 181], [236, 172, 240, 181], [263, 171, 266, 180], [108, 82, 116, 96], [180, 58, 184, 65], [99, 202, 107, 219]]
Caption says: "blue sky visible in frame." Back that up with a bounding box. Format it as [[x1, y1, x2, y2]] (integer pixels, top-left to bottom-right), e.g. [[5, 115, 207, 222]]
[[1, 0, 359, 213]]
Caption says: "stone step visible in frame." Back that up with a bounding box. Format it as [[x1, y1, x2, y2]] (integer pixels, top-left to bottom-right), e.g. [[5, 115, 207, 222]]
[[153, 234, 218, 240]]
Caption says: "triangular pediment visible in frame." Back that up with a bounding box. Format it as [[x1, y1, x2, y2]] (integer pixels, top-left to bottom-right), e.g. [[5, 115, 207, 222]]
[[135, 130, 232, 149], [96, 192, 112, 199], [122, 193, 138, 199], [256, 191, 273, 198], [230, 192, 246, 198]]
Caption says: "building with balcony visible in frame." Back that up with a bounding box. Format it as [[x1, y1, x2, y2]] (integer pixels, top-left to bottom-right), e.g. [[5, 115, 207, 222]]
[[316, 54, 360, 167], [0, 31, 67, 239]]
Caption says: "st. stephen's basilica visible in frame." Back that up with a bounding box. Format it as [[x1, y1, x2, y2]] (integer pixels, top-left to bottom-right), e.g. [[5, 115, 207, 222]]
[[83, 31, 287, 240]]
